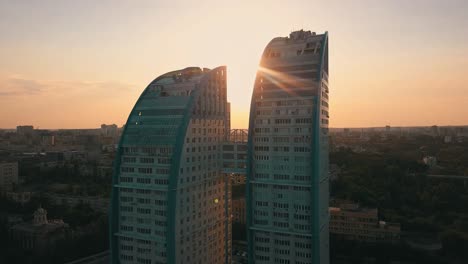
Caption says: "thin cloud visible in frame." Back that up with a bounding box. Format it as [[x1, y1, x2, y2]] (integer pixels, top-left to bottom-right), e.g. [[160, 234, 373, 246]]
[[0, 77, 45, 96], [0, 76, 136, 97]]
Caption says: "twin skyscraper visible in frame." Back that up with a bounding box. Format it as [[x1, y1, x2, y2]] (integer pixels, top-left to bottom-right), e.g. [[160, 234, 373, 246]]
[[110, 30, 329, 264]]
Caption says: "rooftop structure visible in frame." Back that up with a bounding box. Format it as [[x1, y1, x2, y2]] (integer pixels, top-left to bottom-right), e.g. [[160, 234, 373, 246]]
[[0, 161, 18, 193]]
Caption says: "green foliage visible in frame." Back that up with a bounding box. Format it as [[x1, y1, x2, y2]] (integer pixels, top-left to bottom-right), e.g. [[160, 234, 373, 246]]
[[330, 141, 468, 262], [330, 234, 445, 264]]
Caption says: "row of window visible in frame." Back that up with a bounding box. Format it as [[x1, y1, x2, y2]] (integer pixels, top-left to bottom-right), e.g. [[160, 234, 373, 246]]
[[120, 177, 169, 185], [191, 118, 224, 125], [122, 147, 173, 155], [186, 145, 218, 153], [255, 173, 311, 182], [123, 157, 171, 164], [120, 206, 167, 216], [120, 197, 167, 206], [254, 136, 312, 143], [255, 99, 313, 107], [121, 167, 170, 175], [256, 108, 312, 116], [119, 188, 166, 196], [191, 127, 224, 135], [254, 127, 313, 134]]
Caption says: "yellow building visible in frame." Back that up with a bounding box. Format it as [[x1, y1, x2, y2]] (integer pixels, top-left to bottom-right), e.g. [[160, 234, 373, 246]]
[[232, 198, 246, 224]]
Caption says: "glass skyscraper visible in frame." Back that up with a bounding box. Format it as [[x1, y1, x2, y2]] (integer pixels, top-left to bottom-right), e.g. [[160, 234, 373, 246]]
[[110, 66, 231, 264], [247, 30, 330, 264]]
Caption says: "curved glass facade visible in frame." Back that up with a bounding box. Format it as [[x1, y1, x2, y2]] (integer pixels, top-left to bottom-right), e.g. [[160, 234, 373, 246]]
[[247, 30, 330, 264], [110, 66, 231, 264]]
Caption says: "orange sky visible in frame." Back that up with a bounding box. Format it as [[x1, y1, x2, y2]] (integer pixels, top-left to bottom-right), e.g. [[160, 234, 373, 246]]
[[1, 0, 467, 129]]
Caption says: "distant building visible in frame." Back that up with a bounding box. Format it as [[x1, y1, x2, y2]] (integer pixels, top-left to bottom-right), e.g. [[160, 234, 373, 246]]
[[97, 155, 114, 178], [6, 214, 24, 227], [430, 125, 439, 136], [0, 161, 19, 193], [329, 164, 341, 182], [41, 135, 55, 146], [63, 150, 88, 162], [46, 193, 110, 213], [223, 129, 248, 174], [444, 135, 452, 143], [329, 201, 400, 243], [423, 156, 437, 168], [101, 124, 118, 138], [16, 125, 34, 136], [9, 207, 70, 254], [6, 191, 32, 204], [232, 198, 246, 224]]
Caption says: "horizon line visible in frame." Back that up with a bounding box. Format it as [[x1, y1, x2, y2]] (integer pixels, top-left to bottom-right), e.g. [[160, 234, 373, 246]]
[[2, 124, 468, 130]]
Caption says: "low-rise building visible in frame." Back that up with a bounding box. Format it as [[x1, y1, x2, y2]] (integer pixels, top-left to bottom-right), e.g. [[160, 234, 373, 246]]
[[46, 193, 109, 213], [9, 207, 70, 254], [0, 161, 19, 193], [6, 191, 33, 204], [329, 201, 400, 243], [232, 197, 246, 224]]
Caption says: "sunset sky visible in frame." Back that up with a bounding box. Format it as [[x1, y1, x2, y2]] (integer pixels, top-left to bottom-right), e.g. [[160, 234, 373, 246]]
[[1, 0, 467, 129]]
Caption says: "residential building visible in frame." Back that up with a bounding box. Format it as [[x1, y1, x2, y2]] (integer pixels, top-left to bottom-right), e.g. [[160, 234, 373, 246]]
[[101, 124, 119, 138], [6, 191, 32, 204], [0, 161, 19, 193], [222, 129, 247, 227], [232, 197, 246, 225], [329, 201, 400, 243], [46, 193, 110, 214], [16, 125, 34, 136], [223, 129, 248, 175], [247, 30, 330, 264], [110, 67, 231, 264]]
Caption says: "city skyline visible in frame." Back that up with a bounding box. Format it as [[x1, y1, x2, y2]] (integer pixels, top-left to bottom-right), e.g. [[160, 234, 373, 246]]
[[1, 0, 468, 129]]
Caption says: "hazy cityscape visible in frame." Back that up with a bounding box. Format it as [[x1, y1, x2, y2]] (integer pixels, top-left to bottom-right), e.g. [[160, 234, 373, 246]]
[[2, 123, 468, 263], [1, 1, 468, 264]]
